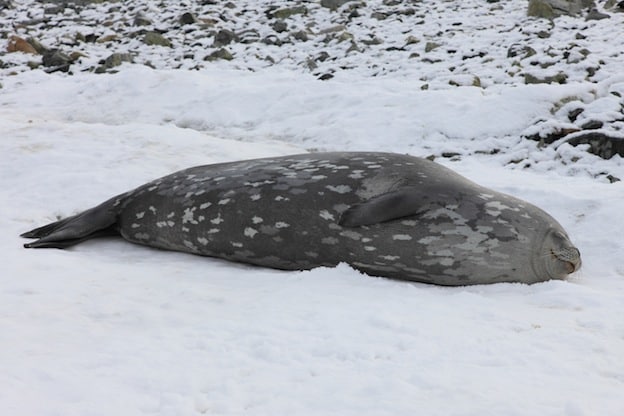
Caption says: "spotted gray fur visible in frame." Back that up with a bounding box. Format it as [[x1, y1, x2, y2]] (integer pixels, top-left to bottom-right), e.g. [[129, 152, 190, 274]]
[[20, 152, 581, 285]]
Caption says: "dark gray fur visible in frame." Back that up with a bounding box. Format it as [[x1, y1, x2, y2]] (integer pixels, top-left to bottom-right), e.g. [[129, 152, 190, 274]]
[[21, 152, 581, 285]]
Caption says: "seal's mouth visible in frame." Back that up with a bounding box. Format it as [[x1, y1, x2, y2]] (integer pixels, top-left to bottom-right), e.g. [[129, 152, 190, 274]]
[[550, 246, 582, 274]]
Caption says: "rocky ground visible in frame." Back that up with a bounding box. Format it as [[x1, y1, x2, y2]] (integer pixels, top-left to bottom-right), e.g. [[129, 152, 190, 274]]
[[1, 0, 624, 166]]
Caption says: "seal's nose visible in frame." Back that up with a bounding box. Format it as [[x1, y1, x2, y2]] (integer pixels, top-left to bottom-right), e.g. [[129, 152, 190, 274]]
[[561, 247, 581, 274]]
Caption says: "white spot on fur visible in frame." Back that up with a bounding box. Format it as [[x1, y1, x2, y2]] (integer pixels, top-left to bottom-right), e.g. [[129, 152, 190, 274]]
[[250, 194, 261, 201], [208, 228, 220, 234], [364, 246, 377, 251], [211, 215, 224, 224], [381, 255, 400, 261], [149, 206, 157, 214], [252, 216, 263, 224], [401, 220, 418, 226], [275, 222, 290, 229], [134, 233, 149, 240], [135, 212, 145, 219], [311, 175, 327, 180], [393, 234, 412, 241], [218, 198, 231, 205], [244, 227, 258, 238], [167, 212, 175, 218], [182, 208, 198, 224], [199, 202, 212, 209], [319, 210, 335, 221], [197, 237, 209, 245], [231, 242, 243, 248], [326, 185, 352, 194], [349, 170, 364, 179], [131, 223, 140, 229]]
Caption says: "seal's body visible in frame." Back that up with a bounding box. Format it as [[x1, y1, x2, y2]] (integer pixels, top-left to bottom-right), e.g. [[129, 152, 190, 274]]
[[21, 152, 581, 285]]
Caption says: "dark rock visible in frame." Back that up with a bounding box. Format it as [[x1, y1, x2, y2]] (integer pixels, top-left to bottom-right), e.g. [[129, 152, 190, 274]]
[[262, 35, 282, 46], [371, 12, 388, 20], [567, 132, 624, 159], [321, 0, 354, 11], [133, 13, 152, 26], [180, 12, 198, 25], [213, 29, 238, 47], [507, 44, 536, 59], [270, 6, 307, 19], [292, 30, 309, 42], [318, 73, 334, 80], [143, 31, 171, 47], [238, 29, 260, 44], [568, 107, 584, 122], [103, 52, 133, 68], [272, 20, 288, 33], [524, 72, 568, 84], [527, 0, 594, 18], [585, 8, 610, 20], [42, 49, 71, 72], [580, 119, 604, 130], [425, 42, 441, 52], [525, 126, 580, 144], [606, 174, 621, 183], [204, 48, 233, 61]]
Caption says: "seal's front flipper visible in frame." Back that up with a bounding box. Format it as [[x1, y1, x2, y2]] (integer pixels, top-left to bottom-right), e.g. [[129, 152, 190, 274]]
[[21, 201, 119, 249], [339, 187, 435, 227]]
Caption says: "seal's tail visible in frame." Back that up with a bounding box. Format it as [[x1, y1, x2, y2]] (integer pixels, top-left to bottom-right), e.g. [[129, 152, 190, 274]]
[[21, 199, 120, 249]]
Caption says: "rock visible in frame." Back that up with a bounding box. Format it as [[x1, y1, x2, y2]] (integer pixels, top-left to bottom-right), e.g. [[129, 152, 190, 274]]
[[527, 0, 593, 18], [133, 13, 152, 26], [7, 35, 38, 54], [95, 52, 133, 73], [606, 174, 621, 183], [586, 8, 610, 20], [568, 107, 585, 122], [567, 132, 624, 159], [204, 48, 233, 61], [524, 72, 568, 84], [425, 42, 441, 52], [96, 34, 117, 43], [292, 30, 309, 42], [580, 119, 603, 130], [605, 0, 624, 11], [507, 44, 537, 59], [180, 12, 198, 25], [238, 29, 260, 44], [26, 37, 47, 54], [270, 6, 307, 19], [213, 29, 238, 47], [525, 126, 580, 144], [371, 12, 388, 20], [321, 0, 354, 11], [104, 52, 133, 68], [272, 20, 288, 33], [42, 49, 71, 72], [143, 31, 171, 47], [405, 35, 420, 45]]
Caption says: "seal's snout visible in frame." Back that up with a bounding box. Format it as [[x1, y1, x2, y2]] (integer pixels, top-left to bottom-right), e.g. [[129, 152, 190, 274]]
[[557, 246, 581, 274]]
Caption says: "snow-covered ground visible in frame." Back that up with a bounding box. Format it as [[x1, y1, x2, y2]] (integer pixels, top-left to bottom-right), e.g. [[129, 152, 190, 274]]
[[1, 1, 624, 415]]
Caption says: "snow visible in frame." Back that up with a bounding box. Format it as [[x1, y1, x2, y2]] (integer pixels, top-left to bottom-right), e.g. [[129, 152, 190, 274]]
[[2, 1, 624, 415]]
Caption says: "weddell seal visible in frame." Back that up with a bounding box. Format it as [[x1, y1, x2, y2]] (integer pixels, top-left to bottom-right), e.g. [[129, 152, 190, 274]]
[[21, 152, 581, 285]]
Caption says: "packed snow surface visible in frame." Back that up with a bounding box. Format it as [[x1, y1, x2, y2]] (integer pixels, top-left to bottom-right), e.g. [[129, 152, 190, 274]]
[[1, 1, 624, 415]]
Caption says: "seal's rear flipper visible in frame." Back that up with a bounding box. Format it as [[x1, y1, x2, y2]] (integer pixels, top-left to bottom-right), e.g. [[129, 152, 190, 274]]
[[21, 202, 119, 249]]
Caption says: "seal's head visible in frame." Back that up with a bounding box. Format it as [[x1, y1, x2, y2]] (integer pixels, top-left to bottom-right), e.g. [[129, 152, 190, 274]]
[[537, 228, 582, 280]]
